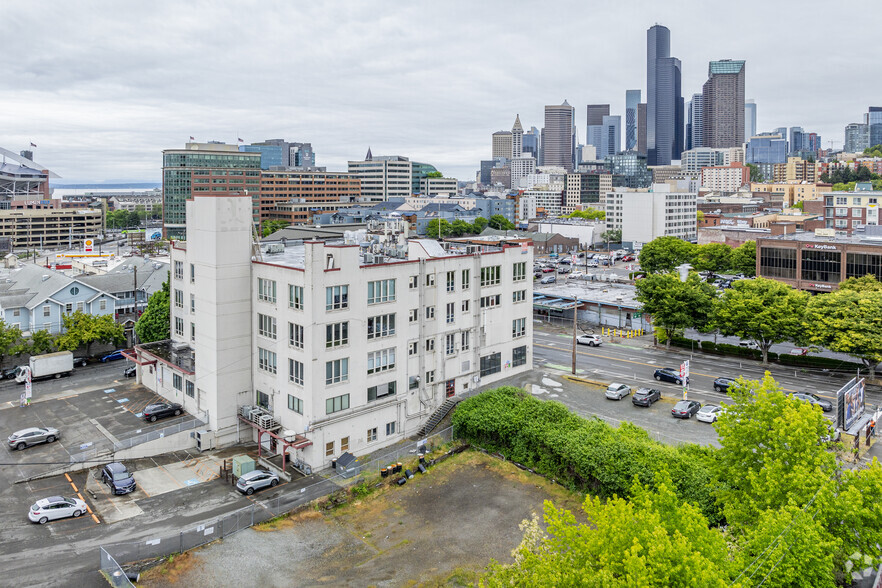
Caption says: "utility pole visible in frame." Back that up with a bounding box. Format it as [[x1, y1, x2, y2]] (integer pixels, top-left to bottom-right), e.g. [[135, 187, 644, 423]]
[[571, 298, 578, 374]]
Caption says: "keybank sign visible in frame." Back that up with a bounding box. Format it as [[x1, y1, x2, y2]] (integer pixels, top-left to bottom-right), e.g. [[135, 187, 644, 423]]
[[803, 244, 839, 250]]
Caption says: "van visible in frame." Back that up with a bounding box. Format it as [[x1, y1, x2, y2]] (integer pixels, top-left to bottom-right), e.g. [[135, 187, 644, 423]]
[[739, 341, 759, 350]]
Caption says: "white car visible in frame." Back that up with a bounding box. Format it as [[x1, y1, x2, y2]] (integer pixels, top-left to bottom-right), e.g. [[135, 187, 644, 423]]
[[576, 334, 602, 347], [28, 496, 88, 524], [605, 383, 631, 400], [568, 271, 585, 280], [696, 405, 723, 423], [586, 260, 599, 267]]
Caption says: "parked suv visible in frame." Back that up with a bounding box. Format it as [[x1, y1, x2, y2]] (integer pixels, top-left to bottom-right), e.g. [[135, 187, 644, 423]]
[[576, 334, 602, 347], [8, 427, 60, 450], [142, 402, 184, 422], [631, 388, 662, 407], [791, 392, 834, 413], [236, 469, 280, 495], [101, 462, 136, 495], [605, 383, 631, 400]]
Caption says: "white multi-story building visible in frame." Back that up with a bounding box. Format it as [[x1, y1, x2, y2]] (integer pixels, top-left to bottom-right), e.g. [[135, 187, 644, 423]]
[[418, 176, 458, 196], [510, 156, 537, 189], [605, 183, 697, 246], [134, 194, 533, 471], [348, 155, 412, 202], [701, 162, 749, 193], [520, 189, 564, 220], [681, 146, 745, 174]]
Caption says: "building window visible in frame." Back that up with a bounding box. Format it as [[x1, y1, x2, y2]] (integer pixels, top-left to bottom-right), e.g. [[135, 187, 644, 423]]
[[175, 317, 184, 336], [190, 294, 195, 313], [341, 437, 350, 452], [367, 313, 395, 339], [368, 381, 397, 402], [258, 314, 277, 339], [446, 333, 456, 355], [326, 393, 350, 414], [288, 394, 303, 414], [325, 358, 349, 385], [446, 271, 455, 292], [65, 303, 72, 314], [326, 321, 349, 348], [512, 345, 527, 367], [326, 285, 349, 310], [190, 264, 195, 283], [480, 352, 502, 377], [367, 279, 396, 304], [174, 261, 183, 280], [836, 197, 847, 205], [258, 278, 277, 303], [513, 290, 526, 303], [408, 341, 418, 356], [461, 331, 470, 351], [326, 441, 335, 457], [289, 322, 304, 349], [802, 250, 841, 283], [513, 318, 526, 338], [480, 266, 501, 286], [100, 299, 108, 311], [462, 299, 470, 313], [186, 380, 195, 398], [513, 262, 527, 281], [77, 302, 84, 312], [425, 338, 435, 352], [190, 322, 195, 341], [289, 359, 304, 385], [425, 306, 435, 320], [462, 269, 470, 290], [173, 373, 182, 391], [42, 305, 50, 317], [425, 370, 435, 384], [174, 289, 183, 308], [409, 309, 418, 323], [409, 275, 418, 289], [425, 273, 435, 287], [258, 348, 277, 374], [480, 294, 501, 308], [846, 252, 882, 281], [386, 421, 396, 436], [409, 375, 420, 390], [367, 427, 377, 442], [759, 247, 797, 280], [289, 285, 304, 310], [367, 347, 396, 374], [446, 302, 455, 323]]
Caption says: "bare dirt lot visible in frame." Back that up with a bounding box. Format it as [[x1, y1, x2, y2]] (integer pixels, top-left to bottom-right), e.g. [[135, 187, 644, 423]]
[[139, 451, 583, 587]]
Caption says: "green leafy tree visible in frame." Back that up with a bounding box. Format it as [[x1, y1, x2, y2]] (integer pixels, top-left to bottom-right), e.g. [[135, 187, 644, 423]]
[[697, 210, 705, 223], [55, 310, 125, 357], [261, 219, 290, 237], [471, 217, 489, 233], [637, 236, 696, 274], [449, 219, 472, 237], [488, 214, 515, 230], [635, 272, 716, 348], [425, 219, 451, 238], [805, 285, 882, 378], [713, 277, 808, 364], [600, 228, 622, 244], [151, 203, 163, 220], [22, 330, 55, 356], [857, 164, 873, 181], [839, 274, 882, 292], [692, 243, 733, 273], [0, 320, 23, 367], [482, 472, 733, 587], [135, 280, 170, 344], [425, 171, 443, 178], [791, 200, 804, 211], [126, 210, 142, 228], [746, 163, 764, 182], [729, 240, 756, 276], [566, 208, 605, 220]]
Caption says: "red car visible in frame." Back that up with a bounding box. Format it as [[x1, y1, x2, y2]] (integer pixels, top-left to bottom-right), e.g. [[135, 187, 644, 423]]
[[541, 267, 555, 273], [622, 255, 634, 261]]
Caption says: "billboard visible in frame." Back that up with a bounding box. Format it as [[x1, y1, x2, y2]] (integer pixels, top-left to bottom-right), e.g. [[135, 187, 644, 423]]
[[838, 377, 866, 430]]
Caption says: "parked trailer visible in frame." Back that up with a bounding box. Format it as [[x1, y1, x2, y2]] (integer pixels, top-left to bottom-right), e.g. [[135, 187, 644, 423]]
[[16, 351, 74, 383]]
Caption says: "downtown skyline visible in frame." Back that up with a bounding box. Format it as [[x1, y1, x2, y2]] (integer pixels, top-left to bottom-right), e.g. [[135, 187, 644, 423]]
[[1, 0, 879, 183]]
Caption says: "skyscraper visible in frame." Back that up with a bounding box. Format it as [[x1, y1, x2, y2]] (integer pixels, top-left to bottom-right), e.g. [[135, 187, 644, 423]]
[[701, 60, 745, 148], [845, 122, 869, 153], [637, 103, 647, 155], [687, 94, 704, 151], [543, 101, 575, 171], [789, 127, 805, 155], [745, 99, 757, 141], [869, 107, 882, 148], [625, 90, 641, 150], [492, 131, 513, 160], [586, 105, 610, 127], [522, 127, 540, 161], [590, 115, 621, 159], [586, 104, 611, 157], [646, 25, 683, 166], [511, 115, 524, 158]]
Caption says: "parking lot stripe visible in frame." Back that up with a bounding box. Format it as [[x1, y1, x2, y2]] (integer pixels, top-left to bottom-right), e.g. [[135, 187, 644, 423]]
[[64, 473, 71, 482], [137, 483, 151, 498], [91, 514, 100, 524], [70, 482, 78, 493]]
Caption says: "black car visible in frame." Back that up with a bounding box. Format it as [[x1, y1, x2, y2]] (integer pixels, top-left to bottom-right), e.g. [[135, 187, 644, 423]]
[[73, 356, 89, 368], [632, 388, 662, 407], [101, 462, 136, 495], [713, 377, 737, 393], [672, 400, 701, 419], [124, 365, 136, 378], [0, 366, 19, 380], [654, 368, 688, 385], [142, 402, 183, 422], [792, 392, 834, 413]]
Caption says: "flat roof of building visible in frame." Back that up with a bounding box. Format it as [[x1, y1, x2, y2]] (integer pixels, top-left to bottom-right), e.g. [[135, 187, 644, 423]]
[[534, 280, 641, 309], [758, 231, 882, 246]]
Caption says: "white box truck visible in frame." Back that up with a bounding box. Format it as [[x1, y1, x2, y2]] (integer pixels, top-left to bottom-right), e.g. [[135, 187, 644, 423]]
[[16, 351, 74, 383]]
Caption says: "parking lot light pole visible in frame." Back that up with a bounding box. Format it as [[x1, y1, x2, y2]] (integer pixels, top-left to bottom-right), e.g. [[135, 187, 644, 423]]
[[571, 298, 577, 374]]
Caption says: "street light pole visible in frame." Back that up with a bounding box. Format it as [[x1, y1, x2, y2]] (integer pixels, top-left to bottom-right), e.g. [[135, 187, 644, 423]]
[[571, 298, 578, 374]]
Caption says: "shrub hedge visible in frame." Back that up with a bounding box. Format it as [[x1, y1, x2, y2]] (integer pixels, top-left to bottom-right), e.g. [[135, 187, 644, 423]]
[[668, 337, 865, 371], [451, 386, 721, 524]]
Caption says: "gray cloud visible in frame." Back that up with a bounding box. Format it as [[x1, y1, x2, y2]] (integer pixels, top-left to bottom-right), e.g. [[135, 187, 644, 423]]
[[1, 0, 878, 183]]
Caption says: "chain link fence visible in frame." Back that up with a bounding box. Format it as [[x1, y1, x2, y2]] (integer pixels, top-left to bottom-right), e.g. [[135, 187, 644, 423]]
[[100, 426, 457, 575], [99, 547, 135, 587]]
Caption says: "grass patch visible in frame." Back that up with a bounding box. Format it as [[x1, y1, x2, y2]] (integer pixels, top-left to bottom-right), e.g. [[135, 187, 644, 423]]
[[138, 551, 200, 585]]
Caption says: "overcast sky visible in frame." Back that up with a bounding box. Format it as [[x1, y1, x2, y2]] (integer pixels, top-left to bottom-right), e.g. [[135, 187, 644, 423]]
[[2, 0, 878, 183]]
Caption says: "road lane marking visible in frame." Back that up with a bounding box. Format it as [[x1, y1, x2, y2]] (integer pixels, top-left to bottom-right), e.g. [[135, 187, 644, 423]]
[[64, 474, 71, 482]]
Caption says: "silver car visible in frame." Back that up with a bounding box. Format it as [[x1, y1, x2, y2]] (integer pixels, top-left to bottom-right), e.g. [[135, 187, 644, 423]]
[[28, 496, 88, 524], [605, 383, 631, 400], [236, 469, 280, 495], [8, 427, 60, 450]]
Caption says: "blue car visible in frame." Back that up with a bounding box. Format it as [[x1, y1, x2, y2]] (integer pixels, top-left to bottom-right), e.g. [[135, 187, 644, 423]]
[[101, 462, 136, 495], [654, 367, 689, 385], [100, 349, 126, 362]]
